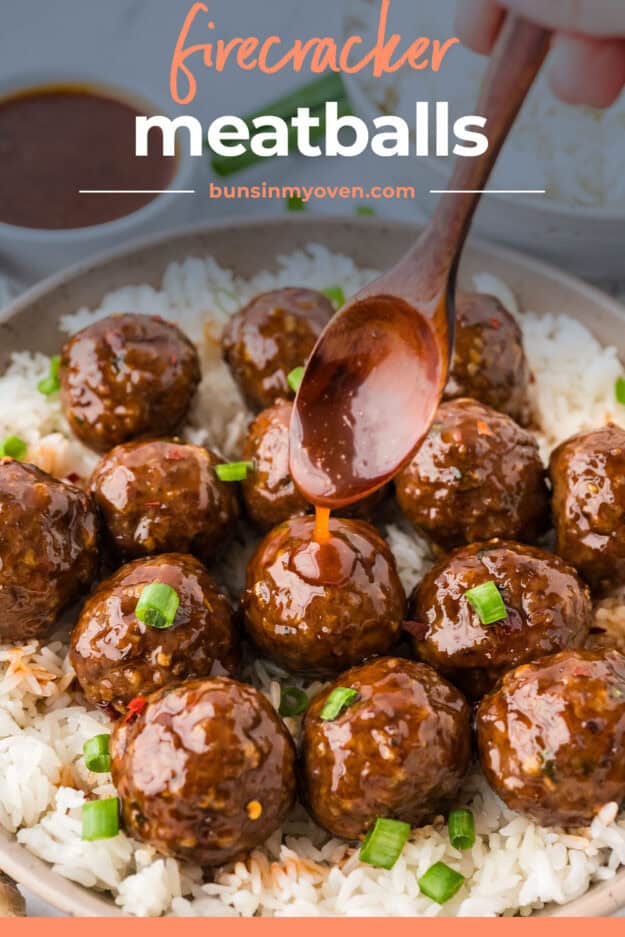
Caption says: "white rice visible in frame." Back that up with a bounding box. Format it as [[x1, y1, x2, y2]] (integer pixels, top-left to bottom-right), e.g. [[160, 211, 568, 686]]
[[347, 0, 625, 207], [1, 243, 625, 917]]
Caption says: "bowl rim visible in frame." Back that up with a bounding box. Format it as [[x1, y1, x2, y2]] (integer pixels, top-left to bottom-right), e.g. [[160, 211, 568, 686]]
[[0, 69, 196, 241], [2, 215, 625, 918], [341, 51, 625, 224]]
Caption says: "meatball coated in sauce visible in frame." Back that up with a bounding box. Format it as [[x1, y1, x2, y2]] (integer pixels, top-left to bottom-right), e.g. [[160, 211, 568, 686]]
[[111, 676, 296, 865], [60, 313, 201, 451], [411, 541, 592, 699], [70, 554, 238, 710], [221, 288, 334, 411], [477, 649, 625, 827], [550, 425, 625, 593], [241, 398, 386, 531], [90, 439, 238, 562], [444, 292, 531, 425], [0, 460, 99, 640], [301, 657, 471, 839], [395, 398, 548, 549], [242, 515, 405, 675]]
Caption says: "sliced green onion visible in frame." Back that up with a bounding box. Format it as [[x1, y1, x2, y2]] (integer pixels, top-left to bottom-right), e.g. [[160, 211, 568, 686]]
[[320, 687, 358, 721], [83, 734, 111, 773], [82, 797, 120, 841], [360, 818, 410, 869], [448, 809, 475, 851], [135, 582, 180, 630], [356, 205, 375, 216], [215, 460, 254, 482], [465, 581, 507, 625], [279, 686, 309, 718], [38, 355, 61, 396], [286, 194, 305, 212], [0, 436, 27, 460], [616, 377, 625, 405], [287, 367, 305, 393], [323, 286, 346, 308], [418, 862, 465, 904]]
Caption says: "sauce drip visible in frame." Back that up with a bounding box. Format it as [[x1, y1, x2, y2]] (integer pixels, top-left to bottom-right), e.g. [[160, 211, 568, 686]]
[[314, 506, 331, 544], [290, 295, 445, 509], [0, 86, 176, 230]]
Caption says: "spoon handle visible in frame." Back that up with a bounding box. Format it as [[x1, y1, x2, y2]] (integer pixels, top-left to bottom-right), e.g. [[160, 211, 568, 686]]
[[402, 16, 552, 300]]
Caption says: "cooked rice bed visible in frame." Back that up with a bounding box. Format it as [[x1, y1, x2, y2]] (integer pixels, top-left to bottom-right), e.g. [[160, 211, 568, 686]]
[[1, 245, 625, 917]]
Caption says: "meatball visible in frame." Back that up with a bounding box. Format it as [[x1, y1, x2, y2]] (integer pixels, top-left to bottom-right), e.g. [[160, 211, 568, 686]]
[[242, 515, 405, 675], [410, 540, 592, 699], [301, 657, 471, 839], [70, 553, 238, 710], [0, 459, 99, 640], [444, 292, 531, 425], [241, 399, 386, 531], [550, 425, 625, 593], [90, 439, 239, 562], [222, 288, 334, 410], [60, 313, 201, 451], [111, 676, 296, 865], [395, 398, 548, 549], [477, 649, 625, 827]]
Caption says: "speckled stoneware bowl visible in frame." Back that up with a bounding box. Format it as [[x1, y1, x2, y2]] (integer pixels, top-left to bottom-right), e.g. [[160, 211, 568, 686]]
[[1, 218, 625, 917]]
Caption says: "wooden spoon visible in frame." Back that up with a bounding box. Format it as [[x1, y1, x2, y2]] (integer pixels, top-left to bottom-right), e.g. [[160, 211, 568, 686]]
[[289, 16, 551, 511]]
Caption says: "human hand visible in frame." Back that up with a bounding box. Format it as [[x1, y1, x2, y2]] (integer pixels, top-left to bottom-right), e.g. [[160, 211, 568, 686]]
[[455, 0, 625, 107]]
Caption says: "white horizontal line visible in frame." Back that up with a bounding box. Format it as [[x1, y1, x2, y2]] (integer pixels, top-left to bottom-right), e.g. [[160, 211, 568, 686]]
[[431, 189, 546, 195], [78, 189, 196, 195]]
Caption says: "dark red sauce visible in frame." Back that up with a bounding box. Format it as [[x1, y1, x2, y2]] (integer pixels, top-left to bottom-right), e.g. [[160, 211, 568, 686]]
[[0, 86, 176, 229]]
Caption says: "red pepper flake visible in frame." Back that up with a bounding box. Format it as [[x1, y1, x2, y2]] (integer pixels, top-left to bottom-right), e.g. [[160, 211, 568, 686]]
[[170, 354, 178, 365], [489, 317, 501, 330], [123, 696, 147, 724], [66, 472, 81, 484], [144, 501, 160, 508], [476, 420, 493, 437], [401, 620, 428, 641]]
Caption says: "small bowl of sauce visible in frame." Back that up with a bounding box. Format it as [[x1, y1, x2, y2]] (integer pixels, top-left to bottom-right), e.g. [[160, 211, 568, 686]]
[[0, 75, 196, 282]]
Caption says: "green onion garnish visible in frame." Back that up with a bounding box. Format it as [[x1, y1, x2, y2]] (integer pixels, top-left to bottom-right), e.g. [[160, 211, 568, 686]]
[[286, 195, 305, 212], [215, 460, 254, 482], [616, 378, 625, 405], [465, 581, 507, 625], [83, 734, 111, 773], [418, 862, 465, 904], [448, 809, 475, 851], [356, 205, 375, 216], [320, 687, 359, 721], [287, 367, 305, 393], [279, 686, 309, 718], [135, 582, 180, 630], [38, 355, 61, 396], [360, 818, 411, 870], [0, 436, 27, 460], [323, 286, 346, 308], [82, 797, 120, 841]]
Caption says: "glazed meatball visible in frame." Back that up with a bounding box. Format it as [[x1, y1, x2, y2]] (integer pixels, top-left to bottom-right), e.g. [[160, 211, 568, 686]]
[[241, 398, 386, 531], [221, 288, 334, 411], [395, 398, 548, 549], [60, 313, 201, 451], [0, 459, 99, 640], [111, 676, 296, 865], [477, 649, 625, 827], [550, 425, 625, 593], [90, 439, 239, 562], [70, 554, 238, 710], [444, 292, 531, 425], [301, 657, 471, 839], [242, 515, 405, 675], [410, 540, 592, 699]]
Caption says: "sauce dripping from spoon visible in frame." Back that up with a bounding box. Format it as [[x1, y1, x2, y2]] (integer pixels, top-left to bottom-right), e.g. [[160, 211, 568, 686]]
[[291, 17, 551, 535]]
